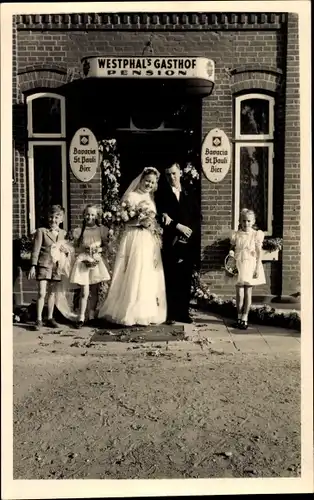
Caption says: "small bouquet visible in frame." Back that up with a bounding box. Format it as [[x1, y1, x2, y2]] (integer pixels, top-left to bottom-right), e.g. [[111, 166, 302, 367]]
[[51, 240, 75, 278], [80, 242, 102, 268]]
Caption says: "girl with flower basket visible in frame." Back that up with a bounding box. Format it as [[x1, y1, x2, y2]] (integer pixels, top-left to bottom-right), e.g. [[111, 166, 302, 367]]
[[69, 205, 110, 328], [226, 208, 266, 330], [98, 167, 167, 326]]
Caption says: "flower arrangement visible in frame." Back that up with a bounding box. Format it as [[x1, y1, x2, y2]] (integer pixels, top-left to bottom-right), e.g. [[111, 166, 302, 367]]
[[191, 271, 300, 331], [19, 233, 35, 260], [262, 237, 283, 253]]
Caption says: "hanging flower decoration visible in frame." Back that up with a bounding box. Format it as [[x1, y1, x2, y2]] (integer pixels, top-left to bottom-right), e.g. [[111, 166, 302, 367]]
[[181, 162, 200, 189]]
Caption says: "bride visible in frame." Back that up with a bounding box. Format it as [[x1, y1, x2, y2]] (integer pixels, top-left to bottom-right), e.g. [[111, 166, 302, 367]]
[[98, 167, 167, 326]]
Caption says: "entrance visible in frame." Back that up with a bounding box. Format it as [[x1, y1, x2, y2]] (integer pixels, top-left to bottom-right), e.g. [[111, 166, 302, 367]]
[[63, 78, 202, 218], [115, 95, 202, 194]]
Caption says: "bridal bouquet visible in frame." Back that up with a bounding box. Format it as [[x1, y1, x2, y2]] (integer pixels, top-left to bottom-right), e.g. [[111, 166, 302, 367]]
[[114, 200, 163, 245]]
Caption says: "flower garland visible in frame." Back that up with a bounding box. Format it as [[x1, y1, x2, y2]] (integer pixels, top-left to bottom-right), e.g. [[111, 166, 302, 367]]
[[98, 138, 123, 278], [99, 138, 121, 230], [191, 271, 300, 331]]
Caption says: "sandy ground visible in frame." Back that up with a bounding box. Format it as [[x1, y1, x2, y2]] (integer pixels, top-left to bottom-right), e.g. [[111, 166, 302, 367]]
[[13, 315, 301, 480]]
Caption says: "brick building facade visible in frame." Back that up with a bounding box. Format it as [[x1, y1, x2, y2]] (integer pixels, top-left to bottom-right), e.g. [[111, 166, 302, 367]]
[[12, 12, 300, 305]]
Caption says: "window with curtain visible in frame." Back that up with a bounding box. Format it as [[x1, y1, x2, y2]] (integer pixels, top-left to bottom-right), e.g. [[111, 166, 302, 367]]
[[234, 93, 274, 234]]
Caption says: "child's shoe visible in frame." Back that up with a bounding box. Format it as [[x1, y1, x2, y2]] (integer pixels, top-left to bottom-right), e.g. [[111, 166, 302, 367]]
[[240, 321, 248, 330], [33, 320, 43, 331], [46, 318, 59, 328], [232, 318, 242, 328]]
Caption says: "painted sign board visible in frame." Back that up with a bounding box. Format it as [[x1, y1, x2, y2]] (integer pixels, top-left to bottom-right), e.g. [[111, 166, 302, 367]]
[[82, 57, 215, 82], [201, 128, 231, 183], [69, 128, 99, 182]]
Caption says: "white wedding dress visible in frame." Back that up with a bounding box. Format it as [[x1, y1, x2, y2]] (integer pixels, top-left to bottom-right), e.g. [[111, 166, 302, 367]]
[[98, 191, 167, 326]]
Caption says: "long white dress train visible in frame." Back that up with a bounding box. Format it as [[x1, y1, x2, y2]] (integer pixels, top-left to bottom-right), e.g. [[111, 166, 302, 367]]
[[98, 191, 167, 326]]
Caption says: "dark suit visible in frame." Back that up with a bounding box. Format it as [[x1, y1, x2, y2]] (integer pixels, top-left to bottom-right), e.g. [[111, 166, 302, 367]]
[[156, 184, 199, 321]]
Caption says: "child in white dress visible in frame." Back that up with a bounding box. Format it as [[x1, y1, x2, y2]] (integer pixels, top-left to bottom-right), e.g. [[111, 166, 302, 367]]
[[229, 208, 266, 330], [70, 205, 110, 328]]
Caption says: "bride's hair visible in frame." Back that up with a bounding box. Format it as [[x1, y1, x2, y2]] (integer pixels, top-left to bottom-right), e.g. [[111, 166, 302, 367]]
[[141, 166, 160, 180], [78, 204, 102, 247], [140, 167, 160, 193]]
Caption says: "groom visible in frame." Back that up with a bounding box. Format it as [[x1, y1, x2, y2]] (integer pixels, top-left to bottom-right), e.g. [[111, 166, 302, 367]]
[[156, 162, 198, 324]]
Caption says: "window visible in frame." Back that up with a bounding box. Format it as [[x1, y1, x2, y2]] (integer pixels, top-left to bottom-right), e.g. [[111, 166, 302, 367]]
[[234, 93, 275, 234], [27, 92, 66, 138], [26, 93, 67, 232], [235, 93, 274, 140], [28, 142, 67, 232]]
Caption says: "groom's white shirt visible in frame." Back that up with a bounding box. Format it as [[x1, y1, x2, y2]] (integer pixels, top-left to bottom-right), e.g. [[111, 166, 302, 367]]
[[172, 185, 181, 201]]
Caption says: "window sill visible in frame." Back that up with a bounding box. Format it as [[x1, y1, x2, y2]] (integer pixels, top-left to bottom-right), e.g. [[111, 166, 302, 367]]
[[261, 249, 280, 261]]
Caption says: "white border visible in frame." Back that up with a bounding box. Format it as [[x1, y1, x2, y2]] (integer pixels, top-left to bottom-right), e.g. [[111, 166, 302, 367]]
[[235, 93, 274, 140], [28, 142, 68, 232], [1, 1, 313, 499], [234, 142, 273, 234], [27, 93, 66, 138]]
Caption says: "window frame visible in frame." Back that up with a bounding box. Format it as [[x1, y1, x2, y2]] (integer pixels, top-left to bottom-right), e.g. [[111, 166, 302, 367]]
[[27, 141, 68, 233], [234, 141, 274, 235], [235, 93, 275, 141], [27, 92, 66, 139]]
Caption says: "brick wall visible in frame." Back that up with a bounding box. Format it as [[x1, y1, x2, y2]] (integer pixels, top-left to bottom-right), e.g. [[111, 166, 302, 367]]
[[13, 18, 297, 303], [281, 13, 300, 295]]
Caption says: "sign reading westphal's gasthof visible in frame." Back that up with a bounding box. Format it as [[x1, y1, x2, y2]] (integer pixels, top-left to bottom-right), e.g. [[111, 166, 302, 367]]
[[82, 57, 215, 81], [201, 128, 231, 183], [69, 128, 99, 182]]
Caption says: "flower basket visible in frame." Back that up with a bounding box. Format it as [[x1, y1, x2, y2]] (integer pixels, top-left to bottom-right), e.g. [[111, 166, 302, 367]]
[[81, 259, 99, 268], [224, 255, 238, 277]]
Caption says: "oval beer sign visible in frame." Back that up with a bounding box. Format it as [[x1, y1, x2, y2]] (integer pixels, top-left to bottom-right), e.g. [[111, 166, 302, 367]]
[[201, 128, 231, 183], [69, 128, 99, 182]]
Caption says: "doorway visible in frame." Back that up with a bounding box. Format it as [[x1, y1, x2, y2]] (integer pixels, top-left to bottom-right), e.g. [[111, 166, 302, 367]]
[[116, 131, 190, 194]]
